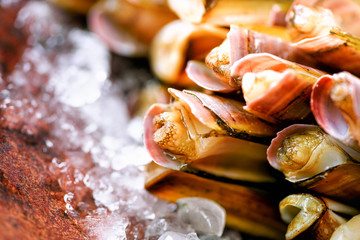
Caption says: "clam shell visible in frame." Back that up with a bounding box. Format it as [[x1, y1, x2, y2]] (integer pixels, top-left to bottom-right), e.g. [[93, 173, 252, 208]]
[[230, 53, 323, 123], [287, 0, 360, 39], [186, 60, 237, 93], [267, 124, 360, 203], [204, 24, 317, 85], [330, 214, 360, 240], [144, 89, 280, 182], [311, 72, 360, 150], [150, 20, 228, 86], [228, 25, 316, 68], [280, 193, 359, 240], [181, 89, 280, 140], [293, 28, 360, 76]]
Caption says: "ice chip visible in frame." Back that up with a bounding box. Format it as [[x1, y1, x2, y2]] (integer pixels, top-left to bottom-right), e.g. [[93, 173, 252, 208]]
[[176, 197, 226, 237], [83, 212, 128, 240], [145, 214, 195, 239], [159, 231, 200, 240]]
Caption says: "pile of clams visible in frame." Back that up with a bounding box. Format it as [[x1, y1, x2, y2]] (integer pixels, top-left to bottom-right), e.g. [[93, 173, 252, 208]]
[[54, 0, 360, 239]]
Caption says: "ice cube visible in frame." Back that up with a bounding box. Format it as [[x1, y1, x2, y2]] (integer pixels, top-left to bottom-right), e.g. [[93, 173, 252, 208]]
[[176, 197, 226, 237], [83, 212, 128, 240]]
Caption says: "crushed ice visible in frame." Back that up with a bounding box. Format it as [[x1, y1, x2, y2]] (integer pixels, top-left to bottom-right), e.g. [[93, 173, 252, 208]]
[[1, 2, 243, 240]]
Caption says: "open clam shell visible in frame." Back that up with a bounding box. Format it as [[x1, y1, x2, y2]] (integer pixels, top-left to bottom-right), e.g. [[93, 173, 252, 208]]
[[145, 162, 287, 240], [231, 53, 324, 124], [150, 20, 228, 86], [144, 88, 280, 182], [280, 193, 360, 240], [267, 124, 360, 203], [311, 72, 360, 150]]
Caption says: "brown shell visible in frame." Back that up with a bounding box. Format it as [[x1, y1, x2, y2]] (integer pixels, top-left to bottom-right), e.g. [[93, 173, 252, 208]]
[[297, 162, 360, 204]]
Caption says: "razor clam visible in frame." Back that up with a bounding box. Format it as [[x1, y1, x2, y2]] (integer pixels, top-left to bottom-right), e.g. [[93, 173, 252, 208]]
[[287, 3, 338, 42], [150, 20, 228, 86], [205, 25, 318, 85], [187, 52, 324, 123], [167, 0, 292, 26], [280, 193, 360, 240], [288, 0, 360, 39], [231, 53, 324, 124], [289, 1, 360, 75], [267, 124, 360, 203], [145, 161, 287, 240], [88, 0, 177, 57], [311, 72, 360, 151], [144, 88, 280, 183], [290, 15, 360, 75], [330, 214, 360, 240]]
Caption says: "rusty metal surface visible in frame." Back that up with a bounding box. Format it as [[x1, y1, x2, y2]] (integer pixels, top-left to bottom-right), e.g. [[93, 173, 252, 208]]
[[0, 128, 90, 239]]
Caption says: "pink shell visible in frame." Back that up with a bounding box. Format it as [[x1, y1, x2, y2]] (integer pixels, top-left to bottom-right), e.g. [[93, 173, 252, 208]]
[[267, 124, 317, 171], [185, 60, 237, 93], [227, 25, 316, 67], [311, 75, 349, 141], [143, 104, 182, 169], [311, 72, 360, 159]]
